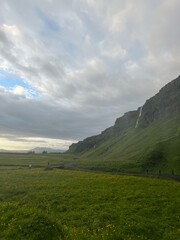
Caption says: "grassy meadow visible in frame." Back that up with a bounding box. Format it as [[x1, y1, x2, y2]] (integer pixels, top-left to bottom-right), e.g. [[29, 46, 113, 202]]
[[76, 116, 180, 175], [0, 156, 179, 240], [0, 153, 71, 169]]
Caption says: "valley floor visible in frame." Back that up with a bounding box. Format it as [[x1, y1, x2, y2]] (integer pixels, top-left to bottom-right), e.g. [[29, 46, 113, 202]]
[[0, 166, 179, 240]]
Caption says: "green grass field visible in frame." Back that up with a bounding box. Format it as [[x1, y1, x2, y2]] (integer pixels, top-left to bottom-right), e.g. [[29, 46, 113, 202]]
[[0, 165, 179, 239], [0, 153, 73, 169], [74, 116, 180, 175]]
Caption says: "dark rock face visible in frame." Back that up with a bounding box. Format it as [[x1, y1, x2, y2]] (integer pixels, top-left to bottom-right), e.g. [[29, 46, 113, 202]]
[[139, 76, 180, 127], [69, 135, 99, 153], [68, 111, 139, 153], [114, 110, 138, 132], [68, 76, 180, 153]]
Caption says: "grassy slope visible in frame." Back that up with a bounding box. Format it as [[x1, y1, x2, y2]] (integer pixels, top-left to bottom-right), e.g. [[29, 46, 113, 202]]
[[1, 117, 179, 175], [76, 115, 180, 174], [0, 169, 179, 240], [0, 153, 73, 169]]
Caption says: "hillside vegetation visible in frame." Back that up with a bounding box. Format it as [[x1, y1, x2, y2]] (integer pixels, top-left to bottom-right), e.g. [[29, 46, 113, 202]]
[[68, 76, 180, 174]]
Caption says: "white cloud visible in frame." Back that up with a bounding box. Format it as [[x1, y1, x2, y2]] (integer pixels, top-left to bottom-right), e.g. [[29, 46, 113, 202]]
[[13, 85, 26, 96], [0, 135, 74, 150], [1, 24, 21, 36], [99, 39, 127, 59], [0, 0, 179, 149]]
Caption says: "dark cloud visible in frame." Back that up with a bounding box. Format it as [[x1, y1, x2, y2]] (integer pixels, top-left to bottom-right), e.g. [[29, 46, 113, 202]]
[[0, 88, 120, 141], [0, 0, 179, 148]]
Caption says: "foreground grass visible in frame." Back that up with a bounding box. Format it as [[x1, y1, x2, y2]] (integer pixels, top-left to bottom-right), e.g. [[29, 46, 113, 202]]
[[0, 169, 179, 240]]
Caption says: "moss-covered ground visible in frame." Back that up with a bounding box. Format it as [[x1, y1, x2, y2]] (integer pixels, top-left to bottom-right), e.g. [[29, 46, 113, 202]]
[[0, 168, 179, 240]]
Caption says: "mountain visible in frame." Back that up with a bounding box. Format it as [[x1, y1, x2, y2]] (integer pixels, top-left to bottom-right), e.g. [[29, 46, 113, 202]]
[[68, 76, 180, 174], [31, 147, 65, 153]]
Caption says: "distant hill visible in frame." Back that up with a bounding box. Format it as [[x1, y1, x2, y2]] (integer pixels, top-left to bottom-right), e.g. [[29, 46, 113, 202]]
[[0, 148, 65, 154], [31, 147, 65, 154], [67, 76, 180, 174]]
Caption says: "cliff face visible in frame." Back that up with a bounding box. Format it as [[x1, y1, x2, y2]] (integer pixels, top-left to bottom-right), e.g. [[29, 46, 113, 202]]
[[68, 110, 139, 153], [114, 110, 138, 132], [139, 76, 180, 127], [68, 76, 180, 154]]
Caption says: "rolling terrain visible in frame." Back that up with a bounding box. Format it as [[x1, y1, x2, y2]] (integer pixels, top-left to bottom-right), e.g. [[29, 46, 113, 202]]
[[68, 76, 180, 175], [0, 77, 179, 239]]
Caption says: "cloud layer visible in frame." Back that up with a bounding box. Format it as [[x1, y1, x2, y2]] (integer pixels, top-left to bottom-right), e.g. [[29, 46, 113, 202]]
[[0, 0, 179, 149]]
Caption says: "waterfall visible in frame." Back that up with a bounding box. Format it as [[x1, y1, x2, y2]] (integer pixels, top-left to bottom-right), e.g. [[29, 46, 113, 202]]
[[135, 106, 143, 128]]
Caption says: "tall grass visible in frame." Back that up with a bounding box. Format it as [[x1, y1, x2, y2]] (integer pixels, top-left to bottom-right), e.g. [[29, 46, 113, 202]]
[[0, 169, 179, 239]]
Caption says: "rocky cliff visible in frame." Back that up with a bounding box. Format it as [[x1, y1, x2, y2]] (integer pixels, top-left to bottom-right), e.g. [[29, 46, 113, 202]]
[[68, 76, 180, 154], [68, 110, 139, 153], [139, 75, 180, 127]]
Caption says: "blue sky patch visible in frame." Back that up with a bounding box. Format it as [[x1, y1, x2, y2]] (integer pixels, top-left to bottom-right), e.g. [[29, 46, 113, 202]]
[[0, 70, 40, 98], [0, 71, 29, 89]]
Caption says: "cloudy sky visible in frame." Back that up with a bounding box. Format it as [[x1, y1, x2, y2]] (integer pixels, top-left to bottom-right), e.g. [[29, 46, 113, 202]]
[[0, 0, 179, 150]]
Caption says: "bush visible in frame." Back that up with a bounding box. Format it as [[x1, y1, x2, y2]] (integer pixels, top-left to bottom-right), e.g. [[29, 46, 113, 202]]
[[142, 148, 166, 170], [0, 203, 64, 240]]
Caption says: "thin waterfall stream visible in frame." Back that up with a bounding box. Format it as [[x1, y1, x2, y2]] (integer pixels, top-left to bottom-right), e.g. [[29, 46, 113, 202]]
[[135, 106, 143, 128]]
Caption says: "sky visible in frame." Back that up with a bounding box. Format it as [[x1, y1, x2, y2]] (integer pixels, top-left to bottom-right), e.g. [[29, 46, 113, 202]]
[[0, 0, 179, 150]]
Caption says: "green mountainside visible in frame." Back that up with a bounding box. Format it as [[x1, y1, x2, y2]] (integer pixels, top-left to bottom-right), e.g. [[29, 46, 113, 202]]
[[68, 76, 180, 174]]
